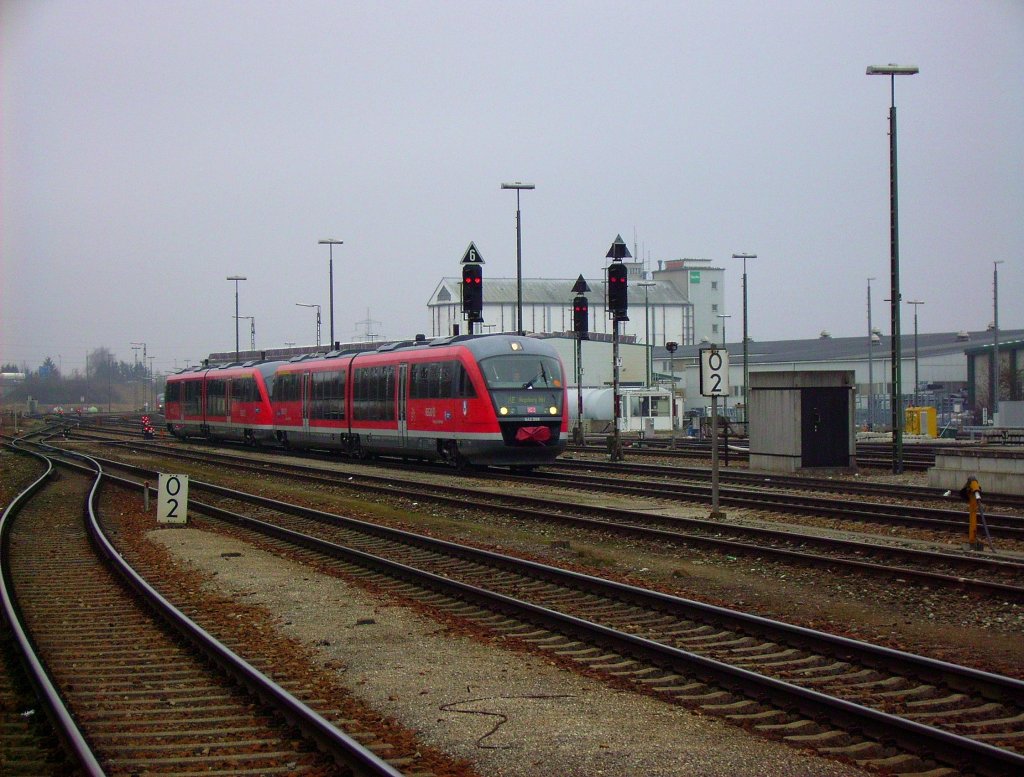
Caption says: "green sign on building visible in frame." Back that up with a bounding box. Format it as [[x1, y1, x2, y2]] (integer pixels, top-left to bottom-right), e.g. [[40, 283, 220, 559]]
[[689, 270, 701, 283]]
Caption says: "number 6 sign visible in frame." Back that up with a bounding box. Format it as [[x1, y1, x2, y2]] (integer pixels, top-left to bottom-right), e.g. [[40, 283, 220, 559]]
[[699, 347, 730, 397], [157, 474, 189, 524]]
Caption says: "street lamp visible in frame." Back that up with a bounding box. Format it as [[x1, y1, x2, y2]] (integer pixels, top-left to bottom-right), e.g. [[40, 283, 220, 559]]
[[296, 303, 322, 349], [732, 252, 757, 425], [639, 281, 656, 386], [226, 276, 247, 361], [717, 313, 731, 346], [993, 260, 1004, 420], [867, 277, 876, 429], [907, 300, 924, 408], [500, 182, 535, 335], [318, 238, 343, 347], [867, 62, 918, 474]]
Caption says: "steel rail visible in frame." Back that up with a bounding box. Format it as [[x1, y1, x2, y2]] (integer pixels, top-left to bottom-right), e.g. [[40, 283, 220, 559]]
[[1, 441, 108, 775], [552, 456, 1024, 514], [9, 440, 405, 777], [48, 443, 1024, 597], [529, 467, 1024, 539], [147, 479, 1024, 776]]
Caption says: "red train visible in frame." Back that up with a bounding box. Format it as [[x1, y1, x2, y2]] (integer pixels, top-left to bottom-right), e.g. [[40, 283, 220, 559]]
[[164, 334, 568, 468]]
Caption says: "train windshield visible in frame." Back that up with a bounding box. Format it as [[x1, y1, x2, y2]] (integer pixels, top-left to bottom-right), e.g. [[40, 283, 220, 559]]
[[479, 354, 564, 417]]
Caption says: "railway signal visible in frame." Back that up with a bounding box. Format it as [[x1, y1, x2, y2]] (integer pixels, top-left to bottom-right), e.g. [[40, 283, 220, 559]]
[[605, 235, 632, 461], [572, 295, 589, 338], [571, 275, 592, 445], [606, 261, 628, 321], [460, 242, 484, 331]]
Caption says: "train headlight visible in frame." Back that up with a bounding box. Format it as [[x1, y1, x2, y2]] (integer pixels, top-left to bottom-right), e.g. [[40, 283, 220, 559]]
[[499, 406, 509, 416], [549, 406, 558, 415]]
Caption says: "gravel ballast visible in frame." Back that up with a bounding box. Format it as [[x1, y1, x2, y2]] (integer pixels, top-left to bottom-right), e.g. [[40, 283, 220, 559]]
[[149, 526, 871, 777]]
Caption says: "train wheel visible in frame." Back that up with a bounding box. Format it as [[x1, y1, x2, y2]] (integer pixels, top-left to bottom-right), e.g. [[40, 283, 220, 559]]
[[441, 440, 467, 469]]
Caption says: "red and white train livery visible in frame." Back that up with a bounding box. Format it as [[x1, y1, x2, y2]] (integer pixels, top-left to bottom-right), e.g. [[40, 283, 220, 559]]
[[164, 334, 568, 468]]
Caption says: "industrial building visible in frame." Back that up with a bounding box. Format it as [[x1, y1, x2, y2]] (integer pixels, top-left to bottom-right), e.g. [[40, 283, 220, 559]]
[[427, 258, 725, 346]]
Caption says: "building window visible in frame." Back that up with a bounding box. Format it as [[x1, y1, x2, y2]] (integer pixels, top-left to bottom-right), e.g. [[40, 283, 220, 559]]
[[711, 281, 718, 290], [711, 304, 718, 312]]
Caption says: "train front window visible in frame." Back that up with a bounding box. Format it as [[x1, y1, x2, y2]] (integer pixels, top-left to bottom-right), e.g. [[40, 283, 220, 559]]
[[480, 354, 563, 418]]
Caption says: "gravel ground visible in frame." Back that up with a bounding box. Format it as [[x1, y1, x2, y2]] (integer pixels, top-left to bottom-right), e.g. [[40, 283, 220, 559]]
[[149, 527, 873, 777]]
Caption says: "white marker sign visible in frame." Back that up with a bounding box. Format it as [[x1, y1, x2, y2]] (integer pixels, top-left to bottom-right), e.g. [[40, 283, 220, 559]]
[[699, 347, 730, 397], [157, 473, 189, 524]]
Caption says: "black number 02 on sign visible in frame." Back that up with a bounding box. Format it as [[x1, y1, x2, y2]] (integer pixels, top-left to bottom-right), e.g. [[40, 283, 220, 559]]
[[157, 473, 189, 524], [699, 348, 730, 397]]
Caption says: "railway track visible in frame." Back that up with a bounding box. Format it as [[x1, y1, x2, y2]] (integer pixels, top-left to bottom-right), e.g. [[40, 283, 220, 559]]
[[64, 425, 1024, 536], [569, 439, 945, 471], [58, 438, 1024, 600], [86, 464, 1024, 776], [539, 462, 1024, 540], [0, 440, 430, 776], [554, 455, 1024, 513]]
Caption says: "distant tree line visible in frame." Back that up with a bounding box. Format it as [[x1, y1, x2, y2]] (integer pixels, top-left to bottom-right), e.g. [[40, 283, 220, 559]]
[[2, 347, 164, 407]]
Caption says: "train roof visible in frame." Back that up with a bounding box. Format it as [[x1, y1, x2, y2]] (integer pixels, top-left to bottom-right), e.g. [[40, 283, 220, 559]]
[[168, 360, 284, 379], [268, 333, 562, 371]]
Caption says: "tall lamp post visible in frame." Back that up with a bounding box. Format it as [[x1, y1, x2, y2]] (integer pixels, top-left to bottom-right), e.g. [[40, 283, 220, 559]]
[[867, 277, 876, 429], [993, 260, 1004, 420], [907, 300, 924, 407], [500, 182, 535, 335], [867, 62, 918, 474], [296, 303, 322, 349], [718, 313, 731, 419], [226, 275, 247, 362], [639, 281, 656, 386], [732, 252, 757, 426], [318, 238, 343, 347]]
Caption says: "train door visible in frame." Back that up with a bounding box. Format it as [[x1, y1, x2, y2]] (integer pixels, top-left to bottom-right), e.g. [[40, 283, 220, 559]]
[[397, 363, 409, 447], [300, 371, 312, 441]]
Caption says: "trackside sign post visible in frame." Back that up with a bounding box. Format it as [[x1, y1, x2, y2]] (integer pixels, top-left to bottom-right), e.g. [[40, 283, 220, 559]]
[[699, 347, 729, 519], [157, 474, 189, 524]]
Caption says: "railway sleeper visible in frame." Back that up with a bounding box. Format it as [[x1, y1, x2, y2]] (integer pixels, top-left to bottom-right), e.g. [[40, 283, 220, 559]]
[[681, 689, 733, 705], [702, 699, 762, 715], [725, 708, 790, 724], [799, 668, 879, 687], [955, 711, 1024, 730], [855, 753, 950, 775], [903, 701, 1004, 722], [904, 692, 970, 711], [785, 729, 851, 747], [820, 740, 882, 759]]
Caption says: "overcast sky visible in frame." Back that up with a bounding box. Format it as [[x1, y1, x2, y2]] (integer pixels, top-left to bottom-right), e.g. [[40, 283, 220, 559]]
[[2, 0, 1022, 375]]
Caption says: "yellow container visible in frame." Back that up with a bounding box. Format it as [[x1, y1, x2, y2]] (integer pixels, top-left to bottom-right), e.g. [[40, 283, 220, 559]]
[[905, 406, 937, 437]]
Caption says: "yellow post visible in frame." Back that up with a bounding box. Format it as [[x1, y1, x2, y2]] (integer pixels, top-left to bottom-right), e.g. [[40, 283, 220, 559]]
[[959, 476, 982, 549]]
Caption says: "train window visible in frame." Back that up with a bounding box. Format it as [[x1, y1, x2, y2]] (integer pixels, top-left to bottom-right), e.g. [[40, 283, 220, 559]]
[[165, 382, 180, 402], [207, 379, 227, 416], [409, 360, 476, 400], [274, 373, 301, 403], [409, 363, 430, 399], [311, 370, 345, 420], [353, 365, 395, 420], [481, 355, 563, 390], [479, 354, 564, 417], [231, 377, 257, 403], [453, 362, 476, 398], [183, 380, 201, 415]]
